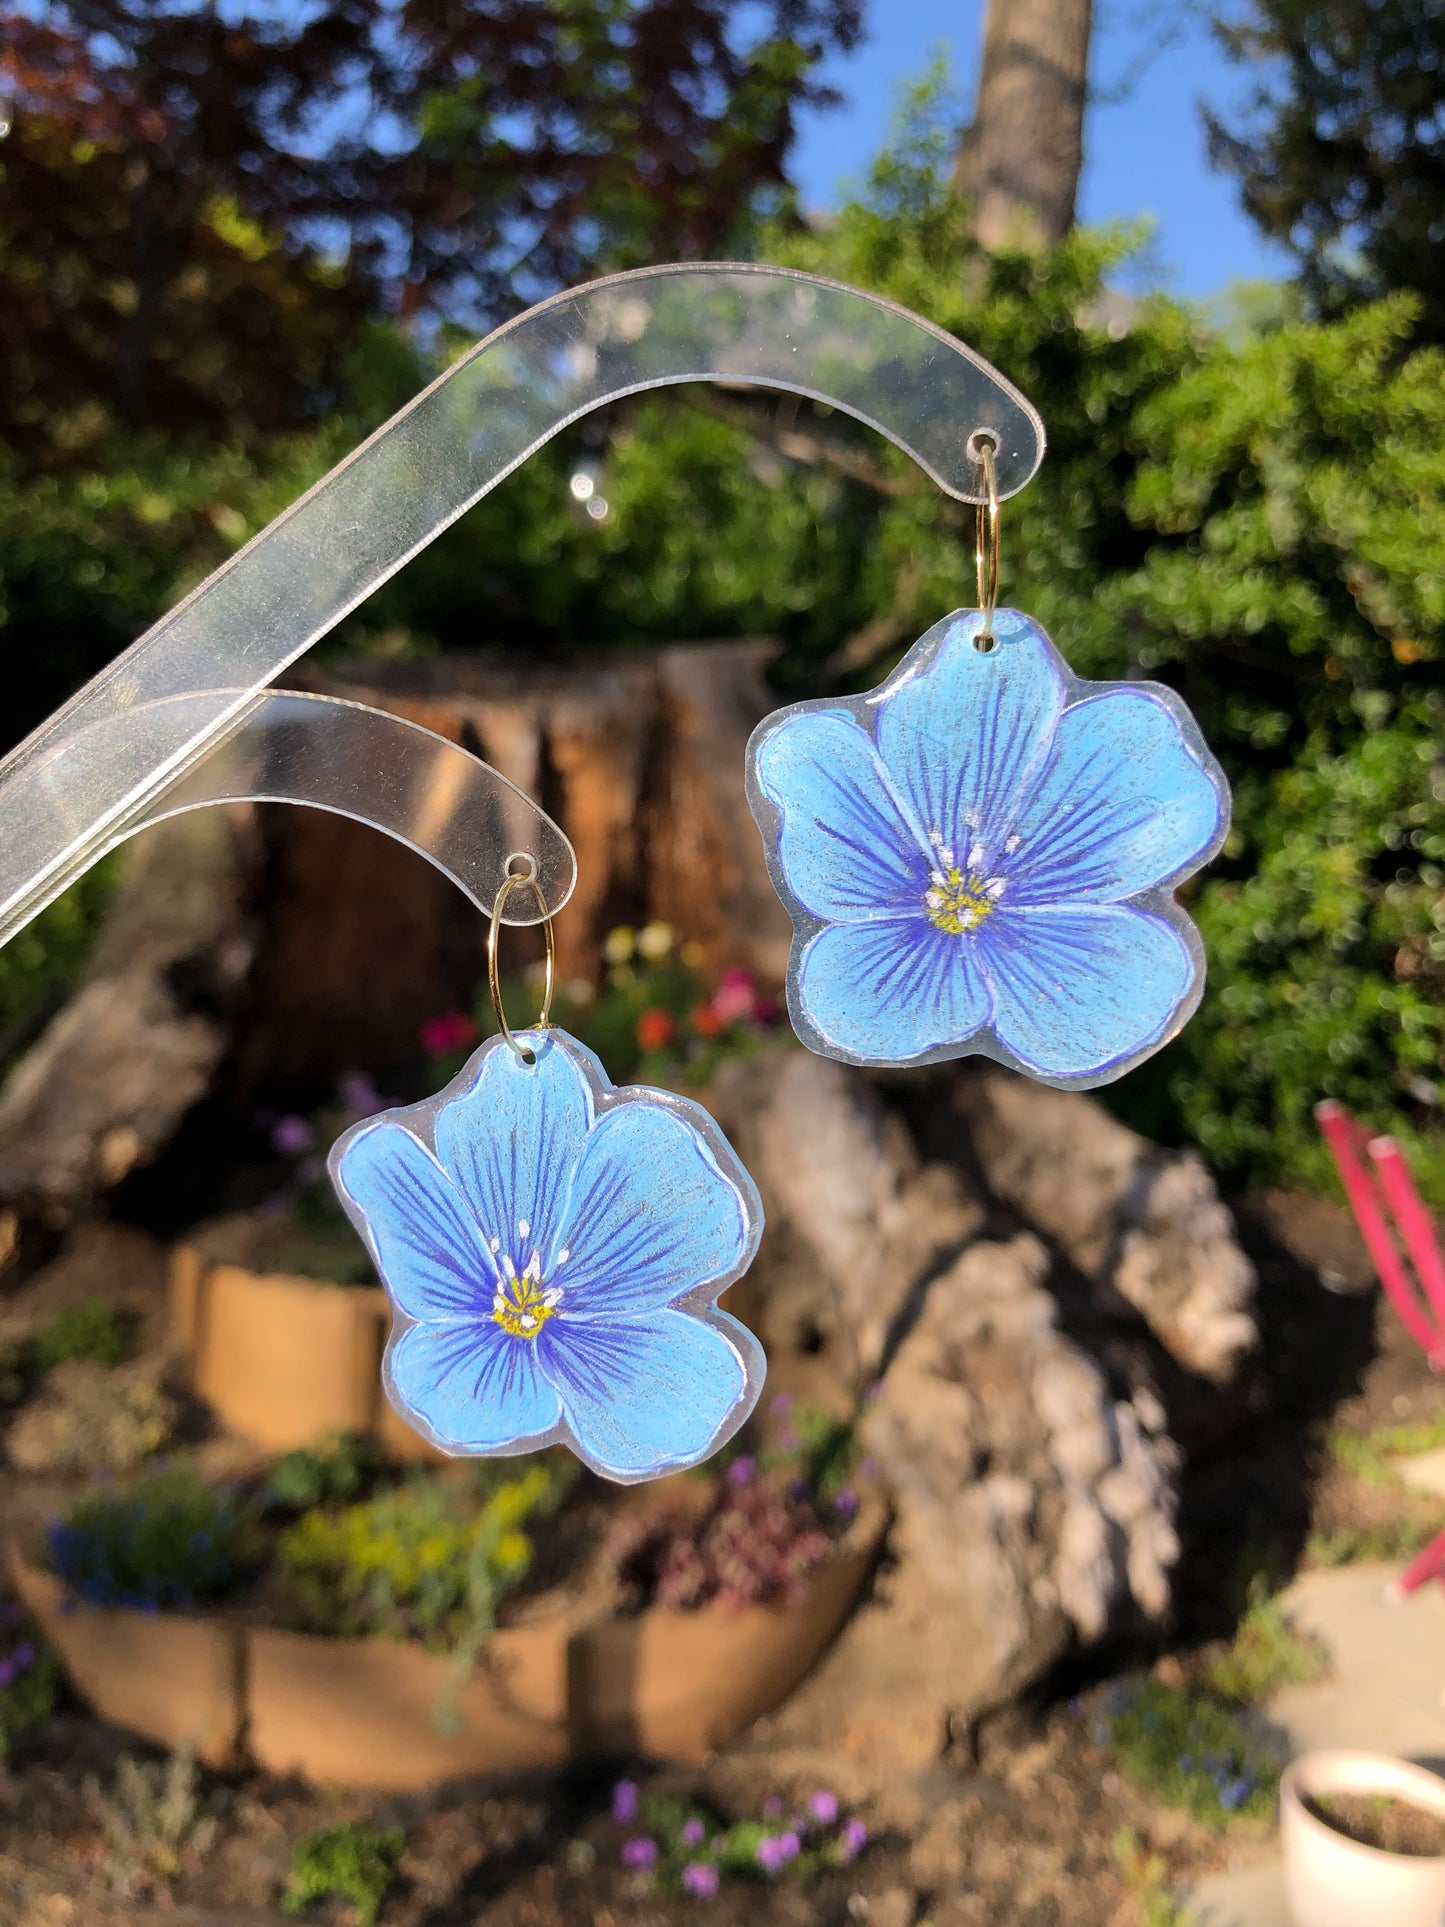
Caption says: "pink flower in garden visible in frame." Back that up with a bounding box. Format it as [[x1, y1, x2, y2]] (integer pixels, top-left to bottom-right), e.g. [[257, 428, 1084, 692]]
[[621, 1836, 658, 1869], [808, 1791, 839, 1825], [726, 1455, 755, 1488], [679, 1818, 706, 1847], [682, 1863, 719, 1897], [612, 1780, 639, 1823], [711, 968, 757, 1026], [762, 1795, 784, 1820], [420, 1011, 478, 1057], [271, 1115, 314, 1156], [338, 1072, 386, 1118]]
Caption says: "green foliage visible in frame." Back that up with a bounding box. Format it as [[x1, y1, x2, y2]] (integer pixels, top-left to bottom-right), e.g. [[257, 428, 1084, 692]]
[[32, 1301, 130, 1373], [1202, 1588, 1330, 1703], [84, 1750, 217, 1900], [283, 1823, 405, 1927], [0, 1628, 59, 1760], [0, 859, 119, 1073], [1207, 1, 1445, 343], [1329, 1413, 1445, 1486], [7, 71, 1445, 1198], [1113, 1828, 1194, 1927], [1306, 1518, 1435, 1567], [1099, 1678, 1279, 1824], [276, 1461, 567, 1647], [268, 1432, 384, 1513], [49, 1469, 261, 1611]]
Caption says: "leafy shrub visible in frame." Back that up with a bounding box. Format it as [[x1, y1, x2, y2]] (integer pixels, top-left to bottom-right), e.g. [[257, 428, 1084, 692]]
[[268, 1431, 384, 1512], [1202, 1588, 1330, 1703], [284, 1823, 405, 1927], [49, 1469, 261, 1611], [0, 1612, 58, 1759], [32, 1301, 130, 1372], [84, 1749, 217, 1901], [1098, 1677, 1279, 1823], [276, 1462, 563, 1645]]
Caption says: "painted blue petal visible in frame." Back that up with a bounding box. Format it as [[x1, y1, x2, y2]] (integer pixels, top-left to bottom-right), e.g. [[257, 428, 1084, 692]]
[[875, 611, 1066, 866], [752, 710, 932, 923], [982, 904, 1194, 1080], [795, 915, 992, 1063], [434, 1032, 591, 1263], [335, 1121, 497, 1320], [548, 1100, 750, 1317], [538, 1312, 748, 1478], [1004, 689, 1225, 905], [388, 1319, 561, 1452]]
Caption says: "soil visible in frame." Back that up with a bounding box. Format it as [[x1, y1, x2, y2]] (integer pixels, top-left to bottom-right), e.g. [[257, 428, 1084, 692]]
[[1304, 1789, 1445, 1858]]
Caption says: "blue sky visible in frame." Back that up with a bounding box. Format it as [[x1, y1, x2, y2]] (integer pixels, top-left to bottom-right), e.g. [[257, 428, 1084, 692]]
[[790, 1, 1293, 298]]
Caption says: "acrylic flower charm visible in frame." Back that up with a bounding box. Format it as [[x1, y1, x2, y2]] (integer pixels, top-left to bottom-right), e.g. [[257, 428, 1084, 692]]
[[747, 608, 1230, 1087], [330, 1030, 764, 1482]]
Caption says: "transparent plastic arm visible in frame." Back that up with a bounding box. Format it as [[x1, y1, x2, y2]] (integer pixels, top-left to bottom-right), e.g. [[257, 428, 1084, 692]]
[[0, 261, 1045, 947], [111, 693, 575, 925]]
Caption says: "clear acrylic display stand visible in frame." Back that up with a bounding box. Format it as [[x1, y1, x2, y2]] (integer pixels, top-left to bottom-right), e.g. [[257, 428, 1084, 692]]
[[0, 263, 1044, 946]]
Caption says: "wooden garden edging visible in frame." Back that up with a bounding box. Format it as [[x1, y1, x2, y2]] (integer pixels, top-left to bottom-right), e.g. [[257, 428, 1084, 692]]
[[168, 1244, 440, 1461], [11, 1501, 884, 1786]]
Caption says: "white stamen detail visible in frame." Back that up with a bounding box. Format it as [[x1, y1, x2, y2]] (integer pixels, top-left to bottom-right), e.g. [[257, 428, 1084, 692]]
[[523, 1253, 541, 1282], [925, 890, 944, 908], [964, 809, 981, 829], [542, 1288, 563, 1308], [1005, 833, 1022, 854], [940, 845, 956, 867], [985, 877, 1007, 900], [928, 828, 944, 847], [930, 868, 946, 887], [517, 1218, 530, 1239], [968, 841, 985, 871], [520, 1314, 536, 1331], [557, 1247, 571, 1265], [488, 1236, 501, 1253], [502, 1252, 517, 1278], [492, 1291, 506, 1311], [960, 908, 979, 929]]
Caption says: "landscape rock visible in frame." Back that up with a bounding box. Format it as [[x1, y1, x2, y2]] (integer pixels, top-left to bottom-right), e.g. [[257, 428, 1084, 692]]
[[954, 1069, 1257, 1382], [0, 813, 257, 1226], [713, 1048, 1259, 1780]]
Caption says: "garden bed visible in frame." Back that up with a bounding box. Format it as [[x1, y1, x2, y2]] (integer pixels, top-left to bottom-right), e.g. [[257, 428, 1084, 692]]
[[14, 1407, 884, 1790]]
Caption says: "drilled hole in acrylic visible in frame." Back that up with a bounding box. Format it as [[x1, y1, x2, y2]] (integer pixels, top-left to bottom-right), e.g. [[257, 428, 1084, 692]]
[[965, 427, 999, 464], [505, 850, 538, 881], [974, 628, 998, 654]]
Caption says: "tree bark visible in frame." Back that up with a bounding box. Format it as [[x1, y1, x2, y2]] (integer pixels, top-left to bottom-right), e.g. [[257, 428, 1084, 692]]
[[953, 0, 1093, 251]]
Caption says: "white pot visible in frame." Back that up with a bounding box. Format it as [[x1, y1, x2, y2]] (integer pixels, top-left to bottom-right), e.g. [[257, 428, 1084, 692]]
[[1282, 1749, 1445, 1927]]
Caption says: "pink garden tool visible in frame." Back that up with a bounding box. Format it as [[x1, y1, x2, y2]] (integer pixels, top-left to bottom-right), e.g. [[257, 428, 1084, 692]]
[[1316, 1101, 1445, 1596]]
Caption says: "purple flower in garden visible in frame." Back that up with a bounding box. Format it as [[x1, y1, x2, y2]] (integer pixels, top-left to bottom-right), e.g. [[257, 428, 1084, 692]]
[[0, 1660, 14, 1689], [808, 1791, 839, 1825], [762, 1796, 784, 1820], [726, 1456, 755, 1488], [756, 1837, 786, 1876], [858, 1456, 880, 1482], [770, 1391, 794, 1418], [621, 1836, 658, 1869], [338, 1072, 386, 1118], [11, 1645, 32, 1669], [776, 1830, 800, 1862], [838, 1818, 868, 1864], [679, 1818, 706, 1848], [683, 1863, 720, 1898], [833, 1487, 858, 1519], [611, 1780, 639, 1824], [271, 1115, 315, 1156]]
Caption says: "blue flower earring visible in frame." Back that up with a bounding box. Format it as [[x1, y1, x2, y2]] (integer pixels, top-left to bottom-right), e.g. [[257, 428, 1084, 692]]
[[746, 439, 1231, 1089], [330, 869, 765, 1482]]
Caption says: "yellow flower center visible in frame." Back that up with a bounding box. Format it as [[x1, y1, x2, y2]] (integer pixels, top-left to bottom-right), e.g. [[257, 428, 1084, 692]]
[[925, 865, 998, 935], [491, 1253, 562, 1340]]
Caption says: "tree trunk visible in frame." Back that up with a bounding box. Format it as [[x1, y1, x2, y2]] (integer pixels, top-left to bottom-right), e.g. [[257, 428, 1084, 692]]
[[953, 0, 1093, 251]]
